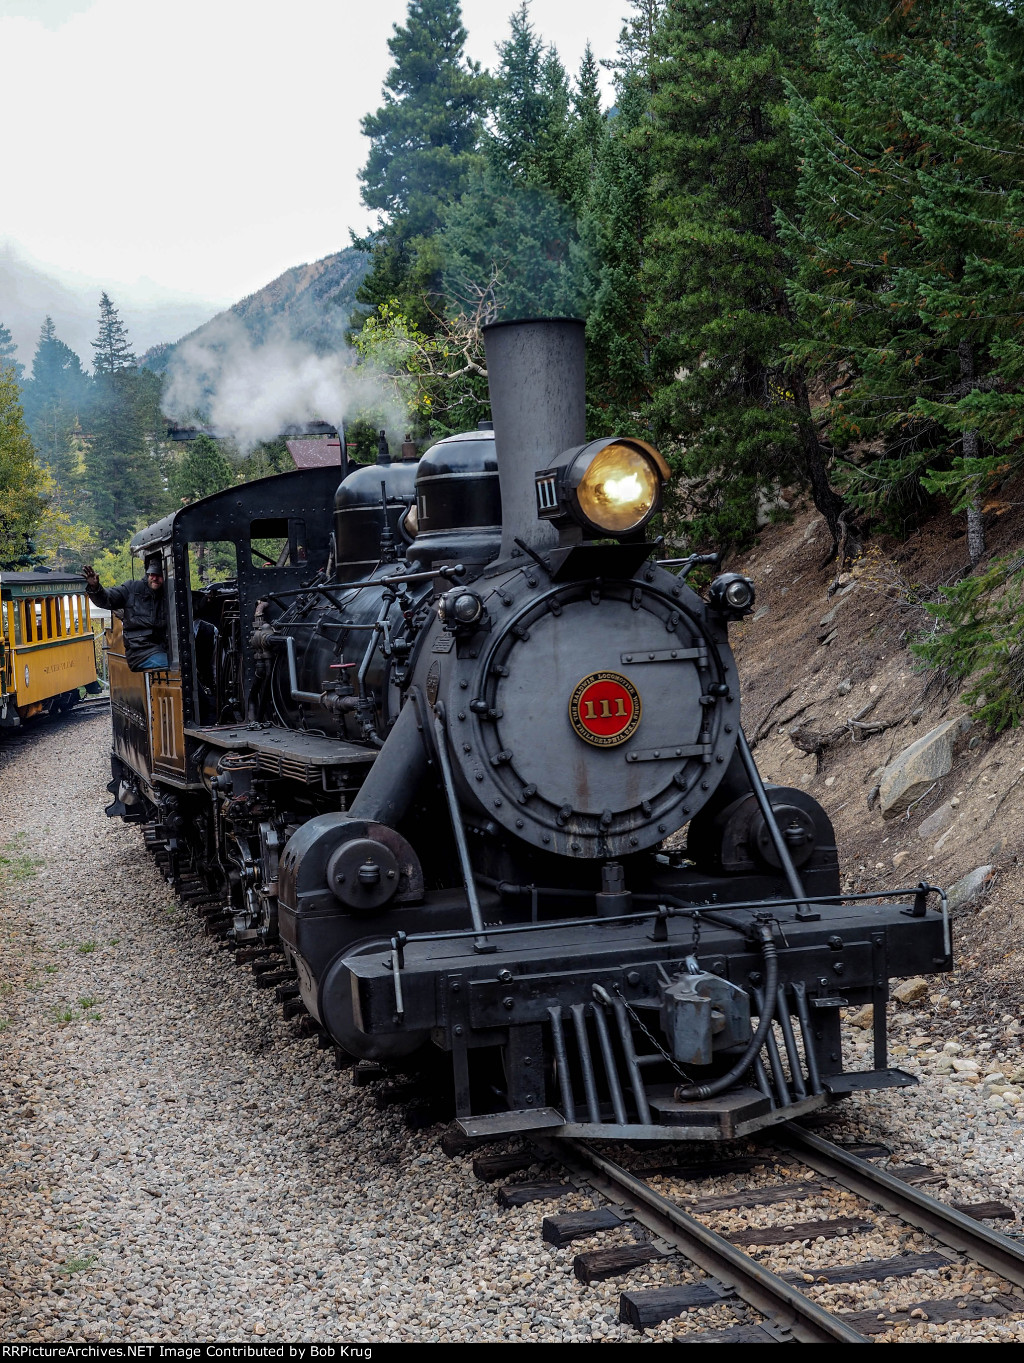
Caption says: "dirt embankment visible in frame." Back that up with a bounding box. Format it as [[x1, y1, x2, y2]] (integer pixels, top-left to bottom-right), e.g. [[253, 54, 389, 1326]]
[[727, 491, 1024, 1026]]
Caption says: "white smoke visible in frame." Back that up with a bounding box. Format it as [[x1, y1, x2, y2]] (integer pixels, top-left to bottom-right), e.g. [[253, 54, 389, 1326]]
[[161, 314, 395, 451]]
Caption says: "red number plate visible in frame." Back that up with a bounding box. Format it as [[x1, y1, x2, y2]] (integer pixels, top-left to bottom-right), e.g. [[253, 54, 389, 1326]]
[[568, 671, 641, 747]]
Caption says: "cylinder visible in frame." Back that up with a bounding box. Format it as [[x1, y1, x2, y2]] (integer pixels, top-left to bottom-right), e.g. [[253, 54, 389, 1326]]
[[482, 318, 586, 559]]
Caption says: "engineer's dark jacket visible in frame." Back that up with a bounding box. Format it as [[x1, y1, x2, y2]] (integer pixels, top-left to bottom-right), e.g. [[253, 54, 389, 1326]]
[[87, 578, 168, 671]]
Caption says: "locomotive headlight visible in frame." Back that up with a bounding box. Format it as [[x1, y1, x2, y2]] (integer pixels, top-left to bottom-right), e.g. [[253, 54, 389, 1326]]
[[578, 444, 661, 533], [536, 437, 669, 539], [708, 572, 756, 619]]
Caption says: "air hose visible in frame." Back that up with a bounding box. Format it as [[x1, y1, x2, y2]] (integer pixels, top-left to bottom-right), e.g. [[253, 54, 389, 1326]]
[[674, 922, 779, 1101]]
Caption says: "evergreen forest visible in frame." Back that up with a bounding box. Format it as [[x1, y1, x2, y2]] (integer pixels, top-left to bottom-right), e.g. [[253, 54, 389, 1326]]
[[1, 0, 1023, 716]]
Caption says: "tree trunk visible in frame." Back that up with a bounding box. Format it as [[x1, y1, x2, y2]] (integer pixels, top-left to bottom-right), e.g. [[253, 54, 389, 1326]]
[[966, 487, 985, 567], [958, 339, 984, 566], [746, 86, 849, 568], [789, 368, 852, 566]]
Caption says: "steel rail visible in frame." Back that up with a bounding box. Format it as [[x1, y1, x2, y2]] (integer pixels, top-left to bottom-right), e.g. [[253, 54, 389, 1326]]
[[776, 1124, 1024, 1289], [549, 1137, 871, 1343]]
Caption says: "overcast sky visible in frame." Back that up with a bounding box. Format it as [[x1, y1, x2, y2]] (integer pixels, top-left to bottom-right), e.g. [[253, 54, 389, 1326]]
[[0, 0, 627, 361]]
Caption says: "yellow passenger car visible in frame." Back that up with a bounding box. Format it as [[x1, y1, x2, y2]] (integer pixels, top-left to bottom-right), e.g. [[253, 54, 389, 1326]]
[[0, 571, 100, 727]]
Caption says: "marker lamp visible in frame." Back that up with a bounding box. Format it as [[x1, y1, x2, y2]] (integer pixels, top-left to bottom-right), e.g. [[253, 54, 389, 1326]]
[[708, 573, 756, 619]]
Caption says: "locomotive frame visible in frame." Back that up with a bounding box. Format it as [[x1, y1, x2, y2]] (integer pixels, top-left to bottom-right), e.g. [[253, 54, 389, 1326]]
[[102, 317, 952, 1144]]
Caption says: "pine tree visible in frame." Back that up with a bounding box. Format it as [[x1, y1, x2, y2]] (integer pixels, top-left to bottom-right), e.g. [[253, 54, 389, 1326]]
[[486, 2, 547, 183], [170, 434, 236, 505], [31, 317, 87, 395], [91, 292, 137, 375], [441, 173, 581, 320], [84, 297, 162, 540], [0, 368, 46, 568], [577, 67, 654, 431], [486, 4, 574, 197], [565, 44, 605, 214], [84, 388, 156, 540], [914, 2, 1024, 560], [21, 317, 89, 500], [536, 48, 574, 201], [0, 321, 24, 383], [356, 0, 488, 323], [913, 554, 1024, 733], [576, 3, 666, 431], [613, 0, 664, 74], [644, 0, 840, 554], [440, 6, 582, 320], [784, 1, 1014, 562], [573, 3, 669, 434]]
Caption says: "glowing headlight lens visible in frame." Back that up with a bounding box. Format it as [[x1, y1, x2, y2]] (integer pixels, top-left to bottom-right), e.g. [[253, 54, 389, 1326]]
[[576, 442, 661, 534]]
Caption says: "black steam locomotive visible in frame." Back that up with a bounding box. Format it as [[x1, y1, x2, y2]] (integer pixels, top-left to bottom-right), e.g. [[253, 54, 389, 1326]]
[[103, 318, 951, 1142]]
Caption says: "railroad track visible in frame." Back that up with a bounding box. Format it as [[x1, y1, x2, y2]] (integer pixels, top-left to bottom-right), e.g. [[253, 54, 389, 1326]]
[[0, 696, 110, 755], [60, 696, 111, 722], [447, 1127, 1024, 1343], [148, 835, 1024, 1343]]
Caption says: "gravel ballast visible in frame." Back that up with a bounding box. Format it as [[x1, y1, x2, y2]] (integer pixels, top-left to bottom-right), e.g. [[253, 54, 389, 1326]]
[[1, 715, 1023, 1343]]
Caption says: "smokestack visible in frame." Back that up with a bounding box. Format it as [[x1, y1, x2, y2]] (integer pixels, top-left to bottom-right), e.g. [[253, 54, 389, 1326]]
[[482, 318, 586, 559]]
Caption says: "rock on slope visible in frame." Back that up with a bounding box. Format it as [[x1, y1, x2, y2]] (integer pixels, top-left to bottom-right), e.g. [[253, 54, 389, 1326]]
[[727, 495, 1024, 1024]]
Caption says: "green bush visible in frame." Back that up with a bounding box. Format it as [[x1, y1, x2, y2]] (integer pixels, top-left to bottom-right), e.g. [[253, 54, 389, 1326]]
[[913, 556, 1024, 732]]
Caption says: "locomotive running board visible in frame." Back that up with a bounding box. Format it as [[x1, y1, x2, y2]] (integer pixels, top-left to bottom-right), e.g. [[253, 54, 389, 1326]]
[[458, 1107, 566, 1138], [821, 1068, 918, 1095], [456, 1090, 831, 1143], [185, 723, 375, 766]]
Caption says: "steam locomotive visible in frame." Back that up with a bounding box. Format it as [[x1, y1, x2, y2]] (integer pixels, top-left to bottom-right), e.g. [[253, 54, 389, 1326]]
[[103, 318, 951, 1142]]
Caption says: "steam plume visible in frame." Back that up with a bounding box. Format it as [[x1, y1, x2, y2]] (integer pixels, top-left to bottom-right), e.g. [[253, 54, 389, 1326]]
[[161, 314, 396, 450]]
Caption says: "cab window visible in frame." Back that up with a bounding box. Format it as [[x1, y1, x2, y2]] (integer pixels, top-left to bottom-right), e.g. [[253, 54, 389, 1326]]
[[185, 541, 237, 588], [250, 518, 307, 569]]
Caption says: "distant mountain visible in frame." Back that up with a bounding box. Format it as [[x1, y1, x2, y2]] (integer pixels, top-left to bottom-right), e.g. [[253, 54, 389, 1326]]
[[141, 247, 370, 373], [0, 242, 221, 372]]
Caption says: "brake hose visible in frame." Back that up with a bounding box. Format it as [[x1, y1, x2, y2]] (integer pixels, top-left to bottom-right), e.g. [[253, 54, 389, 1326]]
[[674, 922, 779, 1101]]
